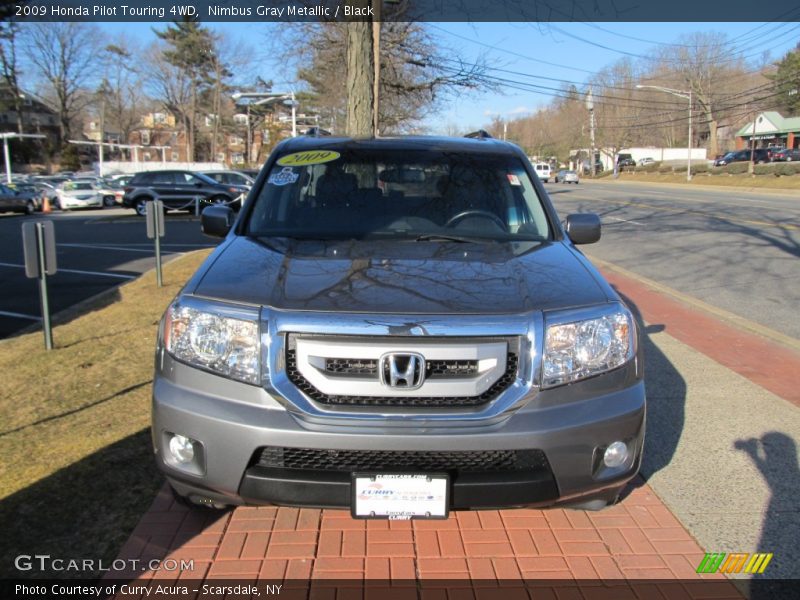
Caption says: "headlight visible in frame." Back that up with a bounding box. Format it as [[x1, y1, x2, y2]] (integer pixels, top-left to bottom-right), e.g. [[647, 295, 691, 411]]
[[542, 309, 634, 388], [164, 301, 260, 384]]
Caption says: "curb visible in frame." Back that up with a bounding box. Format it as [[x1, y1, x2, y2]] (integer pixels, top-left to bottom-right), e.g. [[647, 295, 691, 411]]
[[582, 177, 798, 197]]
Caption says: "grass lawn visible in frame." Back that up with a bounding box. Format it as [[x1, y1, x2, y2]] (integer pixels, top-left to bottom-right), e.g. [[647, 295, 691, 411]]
[[0, 249, 212, 578], [603, 171, 800, 190]]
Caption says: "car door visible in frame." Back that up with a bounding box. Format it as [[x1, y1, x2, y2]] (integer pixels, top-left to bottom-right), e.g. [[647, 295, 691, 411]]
[[175, 172, 212, 206], [145, 171, 178, 206]]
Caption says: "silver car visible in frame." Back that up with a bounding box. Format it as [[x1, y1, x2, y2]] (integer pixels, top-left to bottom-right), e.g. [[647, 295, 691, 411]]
[[152, 134, 645, 517], [55, 180, 103, 210]]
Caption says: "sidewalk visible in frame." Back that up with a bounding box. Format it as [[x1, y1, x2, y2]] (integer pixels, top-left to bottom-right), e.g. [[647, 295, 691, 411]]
[[111, 262, 800, 598]]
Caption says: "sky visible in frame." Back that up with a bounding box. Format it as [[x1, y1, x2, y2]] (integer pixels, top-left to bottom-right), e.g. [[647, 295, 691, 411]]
[[97, 20, 800, 134]]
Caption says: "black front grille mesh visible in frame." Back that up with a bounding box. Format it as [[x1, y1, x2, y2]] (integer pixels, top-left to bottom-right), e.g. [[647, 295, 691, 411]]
[[287, 350, 517, 407], [256, 447, 548, 473]]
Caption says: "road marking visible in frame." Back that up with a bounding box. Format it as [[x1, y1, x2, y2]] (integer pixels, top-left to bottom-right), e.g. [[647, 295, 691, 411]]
[[606, 216, 645, 226], [589, 255, 800, 353], [58, 243, 160, 253], [0, 310, 41, 321], [0, 262, 135, 280]]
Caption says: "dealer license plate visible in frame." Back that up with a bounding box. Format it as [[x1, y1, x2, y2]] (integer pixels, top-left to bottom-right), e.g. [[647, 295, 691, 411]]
[[351, 473, 449, 520]]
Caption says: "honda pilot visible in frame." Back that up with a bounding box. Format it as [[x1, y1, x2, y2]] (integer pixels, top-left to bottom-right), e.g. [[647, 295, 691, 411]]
[[152, 133, 645, 518]]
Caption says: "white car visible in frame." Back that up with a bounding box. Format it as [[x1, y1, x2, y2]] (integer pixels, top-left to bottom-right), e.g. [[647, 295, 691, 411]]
[[55, 180, 103, 210], [533, 163, 552, 183], [637, 157, 656, 166]]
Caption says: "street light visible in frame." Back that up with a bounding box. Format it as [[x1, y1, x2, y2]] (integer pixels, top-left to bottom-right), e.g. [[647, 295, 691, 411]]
[[636, 84, 693, 182]]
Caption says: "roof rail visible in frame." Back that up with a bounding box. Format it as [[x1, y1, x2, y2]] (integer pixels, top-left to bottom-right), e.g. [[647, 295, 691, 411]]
[[304, 126, 331, 137], [464, 130, 493, 140]]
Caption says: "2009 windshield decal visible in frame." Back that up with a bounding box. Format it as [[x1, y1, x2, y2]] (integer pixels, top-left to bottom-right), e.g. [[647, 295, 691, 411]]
[[277, 151, 341, 167]]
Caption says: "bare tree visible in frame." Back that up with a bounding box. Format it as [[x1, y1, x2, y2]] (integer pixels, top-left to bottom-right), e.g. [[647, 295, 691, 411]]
[[0, 22, 24, 133], [101, 40, 146, 146], [24, 22, 103, 146]]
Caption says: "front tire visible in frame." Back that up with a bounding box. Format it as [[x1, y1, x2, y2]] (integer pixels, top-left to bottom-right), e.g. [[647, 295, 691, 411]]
[[134, 197, 150, 217], [103, 195, 115, 207], [24, 200, 35, 215]]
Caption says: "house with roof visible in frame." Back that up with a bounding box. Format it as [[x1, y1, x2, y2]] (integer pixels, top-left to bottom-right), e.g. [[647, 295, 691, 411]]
[[735, 111, 800, 150]]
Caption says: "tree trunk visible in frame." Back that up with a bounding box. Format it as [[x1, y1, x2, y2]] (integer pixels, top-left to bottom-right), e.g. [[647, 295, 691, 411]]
[[345, 19, 374, 137], [707, 117, 718, 159]]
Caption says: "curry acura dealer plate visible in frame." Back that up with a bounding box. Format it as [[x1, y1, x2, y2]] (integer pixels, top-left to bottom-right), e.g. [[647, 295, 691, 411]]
[[351, 473, 450, 519]]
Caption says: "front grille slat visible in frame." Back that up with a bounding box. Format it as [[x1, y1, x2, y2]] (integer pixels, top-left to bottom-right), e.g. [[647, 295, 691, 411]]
[[256, 447, 548, 473], [324, 358, 479, 378], [288, 350, 518, 408]]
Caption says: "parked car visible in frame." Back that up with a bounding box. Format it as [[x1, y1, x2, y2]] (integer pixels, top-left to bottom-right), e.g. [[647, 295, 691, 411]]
[[8, 183, 47, 211], [0, 183, 38, 215], [96, 179, 125, 207], [637, 157, 656, 166], [714, 149, 773, 166], [202, 170, 255, 189], [55, 180, 103, 210], [772, 148, 800, 162], [533, 162, 551, 182], [152, 133, 645, 514], [238, 168, 261, 180], [555, 169, 579, 184], [617, 157, 636, 168], [122, 170, 249, 216]]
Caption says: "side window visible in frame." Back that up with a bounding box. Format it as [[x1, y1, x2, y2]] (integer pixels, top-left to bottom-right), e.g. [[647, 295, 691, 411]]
[[150, 172, 175, 185], [183, 174, 205, 185]]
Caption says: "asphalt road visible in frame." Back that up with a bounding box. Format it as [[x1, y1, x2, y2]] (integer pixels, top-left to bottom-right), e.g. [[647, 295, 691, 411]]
[[545, 180, 800, 340], [0, 208, 215, 339]]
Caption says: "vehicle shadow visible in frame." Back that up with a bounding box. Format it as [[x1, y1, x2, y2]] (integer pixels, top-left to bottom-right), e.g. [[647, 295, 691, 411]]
[[613, 287, 687, 481], [735, 432, 800, 596], [0, 429, 162, 579]]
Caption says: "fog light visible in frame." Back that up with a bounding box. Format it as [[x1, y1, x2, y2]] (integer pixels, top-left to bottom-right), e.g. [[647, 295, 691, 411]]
[[603, 441, 629, 468], [168, 434, 195, 464]]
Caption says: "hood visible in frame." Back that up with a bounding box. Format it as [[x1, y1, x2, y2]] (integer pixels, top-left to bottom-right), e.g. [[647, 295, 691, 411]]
[[192, 236, 611, 315]]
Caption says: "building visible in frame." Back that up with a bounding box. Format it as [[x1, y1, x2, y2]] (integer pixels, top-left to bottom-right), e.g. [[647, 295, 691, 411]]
[[735, 112, 800, 150], [0, 86, 59, 144]]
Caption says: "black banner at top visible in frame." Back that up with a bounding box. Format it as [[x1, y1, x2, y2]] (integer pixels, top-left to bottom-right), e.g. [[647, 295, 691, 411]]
[[3, 0, 799, 23]]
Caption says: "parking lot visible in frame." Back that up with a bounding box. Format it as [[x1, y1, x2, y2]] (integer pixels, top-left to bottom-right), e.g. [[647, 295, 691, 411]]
[[0, 208, 215, 339]]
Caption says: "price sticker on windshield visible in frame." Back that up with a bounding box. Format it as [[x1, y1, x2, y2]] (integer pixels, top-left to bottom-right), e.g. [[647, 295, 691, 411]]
[[277, 150, 341, 167]]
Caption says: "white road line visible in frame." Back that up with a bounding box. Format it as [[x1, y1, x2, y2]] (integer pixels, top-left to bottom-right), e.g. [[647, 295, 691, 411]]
[[0, 310, 41, 321], [58, 243, 160, 253], [0, 262, 135, 279], [606, 216, 645, 226]]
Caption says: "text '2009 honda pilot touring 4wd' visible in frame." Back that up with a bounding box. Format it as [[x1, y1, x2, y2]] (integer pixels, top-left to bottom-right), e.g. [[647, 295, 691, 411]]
[[153, 132, 645, 518]]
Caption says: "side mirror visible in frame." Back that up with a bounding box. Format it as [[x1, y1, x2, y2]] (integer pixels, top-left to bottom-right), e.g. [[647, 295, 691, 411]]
[[565, 213, 601, 245], [201, 205, 234, 238]]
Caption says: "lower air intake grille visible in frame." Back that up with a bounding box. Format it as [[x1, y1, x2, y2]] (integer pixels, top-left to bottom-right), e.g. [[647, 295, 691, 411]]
[[255, 447, 548, 473]]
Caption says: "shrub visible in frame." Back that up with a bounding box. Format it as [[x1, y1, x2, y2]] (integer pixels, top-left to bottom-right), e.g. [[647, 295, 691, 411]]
[[658, 165, 673, 173], [710, 167, 726, 176], [776, 163, 800, 176], [690, 163, 709, 175], [725, 162, 750, 174], [753, 164, 776, 176]]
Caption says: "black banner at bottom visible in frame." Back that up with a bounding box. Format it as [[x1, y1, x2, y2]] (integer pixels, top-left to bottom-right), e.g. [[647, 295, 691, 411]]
[[2, 579, 799, 600]]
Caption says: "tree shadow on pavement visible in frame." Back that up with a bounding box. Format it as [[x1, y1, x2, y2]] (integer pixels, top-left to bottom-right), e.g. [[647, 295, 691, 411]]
[[0, 429, 162, 579], [734, 432, 800, 597], [614, 287, 687, 480]]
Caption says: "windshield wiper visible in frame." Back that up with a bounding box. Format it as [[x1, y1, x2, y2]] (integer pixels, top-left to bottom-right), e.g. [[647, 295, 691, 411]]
[[413, 233, 493, 243]]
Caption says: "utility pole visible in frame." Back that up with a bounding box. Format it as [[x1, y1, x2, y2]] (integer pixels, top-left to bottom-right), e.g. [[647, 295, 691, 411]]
[[749, 111, 757, 172], [586, 88, 596, 176]]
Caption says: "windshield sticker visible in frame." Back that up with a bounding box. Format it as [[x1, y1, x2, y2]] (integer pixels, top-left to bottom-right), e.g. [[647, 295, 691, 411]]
[[507, 173, 521, 186], [268, 167, 300, 186], [277, 150, 341, 167]]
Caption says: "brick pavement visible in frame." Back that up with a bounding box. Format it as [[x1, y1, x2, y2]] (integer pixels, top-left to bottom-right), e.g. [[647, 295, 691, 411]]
[[112, 477, 742, 599]]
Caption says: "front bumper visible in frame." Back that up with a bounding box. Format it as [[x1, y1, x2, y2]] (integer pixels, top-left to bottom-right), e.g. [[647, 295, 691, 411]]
[[59, 197, 102, 209], [152, 354, 645, 510]]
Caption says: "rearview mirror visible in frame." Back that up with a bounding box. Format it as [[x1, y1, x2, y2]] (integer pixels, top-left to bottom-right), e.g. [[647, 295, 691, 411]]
[[565, 213, 601, 245], [201, 205, 234, 238]]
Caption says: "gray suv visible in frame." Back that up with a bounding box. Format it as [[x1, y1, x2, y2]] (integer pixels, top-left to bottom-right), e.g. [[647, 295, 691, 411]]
[[152, 134, 645, 517]]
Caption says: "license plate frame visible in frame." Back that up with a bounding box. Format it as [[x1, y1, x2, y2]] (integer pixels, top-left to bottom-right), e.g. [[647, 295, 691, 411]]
[[351, 472, 450, 520]]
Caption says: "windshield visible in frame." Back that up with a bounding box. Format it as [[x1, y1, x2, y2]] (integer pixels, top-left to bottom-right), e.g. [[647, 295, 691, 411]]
[[247, 149, 551, 241], [62, 182, 94, 191]]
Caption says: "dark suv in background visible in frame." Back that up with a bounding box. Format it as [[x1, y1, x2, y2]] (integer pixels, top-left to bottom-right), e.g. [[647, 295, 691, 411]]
[[122, 170, 248, 216], [714, 149, 773, 166]]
